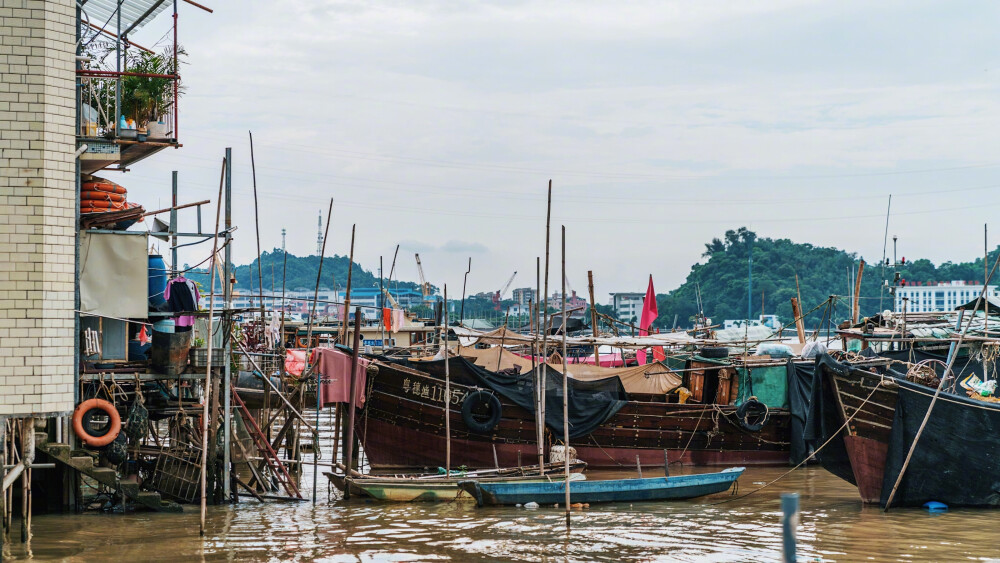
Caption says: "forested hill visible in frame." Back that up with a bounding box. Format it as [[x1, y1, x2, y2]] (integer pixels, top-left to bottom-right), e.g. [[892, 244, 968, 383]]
[[189, 249, 424, 294], [651, 227, 1000, 330]]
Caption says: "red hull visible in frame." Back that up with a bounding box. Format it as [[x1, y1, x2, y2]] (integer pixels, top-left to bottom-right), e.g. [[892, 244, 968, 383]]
[[361, 417, 789, 470], [843, 435, 888, 504]]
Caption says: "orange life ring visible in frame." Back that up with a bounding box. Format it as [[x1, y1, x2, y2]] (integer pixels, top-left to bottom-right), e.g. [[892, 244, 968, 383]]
[[72, 398, 122, 447], [80, 200, 126, 210], [83, 181, 127, 195], [296, 336, 310, 348], [81, 190, 127, 203]]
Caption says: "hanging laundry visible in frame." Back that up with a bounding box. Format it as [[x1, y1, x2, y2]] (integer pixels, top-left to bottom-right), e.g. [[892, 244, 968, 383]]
[[391, 309, 404, 334], [138, 325, 150, 346], [165, 276, 200, 330], [284, 349, 307, 376], [382, 307, 392, 332], [310, 347, 369, 406]]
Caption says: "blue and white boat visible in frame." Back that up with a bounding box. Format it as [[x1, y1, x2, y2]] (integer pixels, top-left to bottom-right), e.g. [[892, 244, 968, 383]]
[[459, 467, 745, 506]]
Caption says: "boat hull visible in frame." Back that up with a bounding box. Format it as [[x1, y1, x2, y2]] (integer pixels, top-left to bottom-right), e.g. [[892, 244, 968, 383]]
[[358, 360, 791, 470], [461, 467, 744, 506], [350, 474, 583, 502]]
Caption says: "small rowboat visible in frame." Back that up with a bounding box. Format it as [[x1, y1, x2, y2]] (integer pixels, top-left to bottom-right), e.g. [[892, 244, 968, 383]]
[[459, 467, 745, 506], [325, 461, 588, 502]]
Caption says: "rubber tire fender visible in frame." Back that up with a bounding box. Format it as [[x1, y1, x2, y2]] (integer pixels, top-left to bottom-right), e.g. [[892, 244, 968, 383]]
[[72, 398, 122, 447], [699, 346, 729, 359], [735, 397, 769, 432], [461, 390, 503, 434]]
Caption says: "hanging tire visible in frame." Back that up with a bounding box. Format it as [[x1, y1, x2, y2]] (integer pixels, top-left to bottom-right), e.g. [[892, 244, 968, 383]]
[[736, 397, 769, 432], [73, 398, 122, 447], [699, 346, 729, 359], [461, 390, 502, 434]]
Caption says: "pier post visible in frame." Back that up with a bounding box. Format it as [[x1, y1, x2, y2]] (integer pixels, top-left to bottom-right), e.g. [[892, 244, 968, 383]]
[[781, 492, 799, 562]]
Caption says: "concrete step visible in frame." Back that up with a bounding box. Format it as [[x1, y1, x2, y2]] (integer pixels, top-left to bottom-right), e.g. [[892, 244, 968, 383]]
[[41, 443, 71, 459], [68, 456, 94, 470], [90, 467, 117, 485], [135, 491, 183, 513]]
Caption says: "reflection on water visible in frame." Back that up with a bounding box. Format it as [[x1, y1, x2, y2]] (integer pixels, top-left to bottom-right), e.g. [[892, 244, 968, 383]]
[[5, 465, 1000, 562]]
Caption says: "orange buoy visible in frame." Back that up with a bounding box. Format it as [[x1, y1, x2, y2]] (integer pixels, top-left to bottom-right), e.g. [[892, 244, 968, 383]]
[[83, 181, 127, 195], [81, 190, 127, 203], [72, 398, 122, 447]]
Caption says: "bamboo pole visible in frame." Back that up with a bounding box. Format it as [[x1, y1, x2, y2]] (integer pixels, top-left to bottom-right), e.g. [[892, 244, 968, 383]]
[[339, 226, 356, 345], [200, 156, 226, 536], [444, 285, 451, 474], [306, 200, 334, 504], [790, 298, 806, 344], [343, 307, 363, 499], [561, 226, 570, 529], [588, 270, 599, 365], [540, 181, 551, 466]]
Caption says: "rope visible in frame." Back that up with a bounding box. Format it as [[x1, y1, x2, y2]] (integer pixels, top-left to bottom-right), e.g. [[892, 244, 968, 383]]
[[709, 376, 884, 505], [670, 404, 708, 465]]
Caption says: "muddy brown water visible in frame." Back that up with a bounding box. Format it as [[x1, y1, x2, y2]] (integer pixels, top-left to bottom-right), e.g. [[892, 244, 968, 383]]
[[4, 464, 1000, 562]]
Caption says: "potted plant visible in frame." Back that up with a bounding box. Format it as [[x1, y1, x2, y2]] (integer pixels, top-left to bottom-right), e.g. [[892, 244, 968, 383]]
[[121, 46, 185, 139]]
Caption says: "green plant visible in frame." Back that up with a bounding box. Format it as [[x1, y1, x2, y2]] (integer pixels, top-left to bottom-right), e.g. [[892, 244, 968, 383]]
[[193, 337, 205, 348], [121, 46, 186, 125]]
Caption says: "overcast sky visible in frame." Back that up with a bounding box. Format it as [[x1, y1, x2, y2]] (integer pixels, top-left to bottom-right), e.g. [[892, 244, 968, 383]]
[[121, 0, 1000, 302]]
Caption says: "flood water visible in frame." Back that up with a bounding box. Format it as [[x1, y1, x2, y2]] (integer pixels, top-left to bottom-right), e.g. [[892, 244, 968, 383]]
[[6, 462, 1000, 562]]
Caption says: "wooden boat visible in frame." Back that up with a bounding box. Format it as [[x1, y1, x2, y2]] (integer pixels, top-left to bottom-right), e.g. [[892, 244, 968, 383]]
[[358, 356, 793, 471], [811, 352, 1000, 507], [324, 460, 588, 498], [459, 467, 745, 506], [346, 472, 586, 502]]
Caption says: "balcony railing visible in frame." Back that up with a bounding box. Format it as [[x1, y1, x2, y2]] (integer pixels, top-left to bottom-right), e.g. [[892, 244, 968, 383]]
[[77, 70, 178, 141]]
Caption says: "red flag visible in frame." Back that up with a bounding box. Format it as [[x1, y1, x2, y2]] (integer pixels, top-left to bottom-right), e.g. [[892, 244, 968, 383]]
[[383, 307, 392, 332], [637, 275, 658, 364], [653, 328, 666, 362]]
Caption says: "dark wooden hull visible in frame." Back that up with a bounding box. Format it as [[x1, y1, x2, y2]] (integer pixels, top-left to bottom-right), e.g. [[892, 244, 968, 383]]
[[827, 368, 898, 504], [358, 361, 791, 470]]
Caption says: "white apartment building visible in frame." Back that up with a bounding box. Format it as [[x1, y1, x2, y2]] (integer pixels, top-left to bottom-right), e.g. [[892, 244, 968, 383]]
[[894, 281, 999, 313], [610, 292, 645, 322]]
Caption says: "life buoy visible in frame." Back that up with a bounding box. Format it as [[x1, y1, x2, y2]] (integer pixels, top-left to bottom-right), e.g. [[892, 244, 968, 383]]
[[83, 181, 127, 195], [73, 398, 122, 447], [80, 200, 126, 210], [736, 397, 769, 432], [81, 190, 127, 203], [461, 390, 502, 434], [296, 336, 311, 348]]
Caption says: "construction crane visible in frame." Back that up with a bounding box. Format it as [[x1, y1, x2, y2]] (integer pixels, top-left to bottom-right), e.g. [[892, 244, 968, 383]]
[[492, 271, 517, 311], [414, 253, 431, 303]]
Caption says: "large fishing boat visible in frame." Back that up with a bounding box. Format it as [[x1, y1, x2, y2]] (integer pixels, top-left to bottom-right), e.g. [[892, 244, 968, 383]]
[[357, 348, 797, 471]]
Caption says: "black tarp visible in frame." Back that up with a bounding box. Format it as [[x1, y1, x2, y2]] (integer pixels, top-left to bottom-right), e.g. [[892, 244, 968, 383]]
[[789, 354, 858, 483], [880, 378, 1000, 507], [386, 356, 628, 439]]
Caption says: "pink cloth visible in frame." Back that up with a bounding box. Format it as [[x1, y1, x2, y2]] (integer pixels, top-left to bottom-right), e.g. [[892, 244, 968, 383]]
[[284, 350, 306, 376], [164, 277, 200, 328], [311, 347, 368, 406], [637, 275, 659, 365]]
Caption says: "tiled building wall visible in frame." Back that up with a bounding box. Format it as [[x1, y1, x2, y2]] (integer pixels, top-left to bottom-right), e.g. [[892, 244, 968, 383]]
[[0, 0, 76, 415]]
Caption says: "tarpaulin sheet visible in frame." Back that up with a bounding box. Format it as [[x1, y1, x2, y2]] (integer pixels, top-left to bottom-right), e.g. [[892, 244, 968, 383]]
[[390, 356, 628, 439], [736, 364, 789, 408], [79, 231, 148, 319], [880, 379, 1000, 507]]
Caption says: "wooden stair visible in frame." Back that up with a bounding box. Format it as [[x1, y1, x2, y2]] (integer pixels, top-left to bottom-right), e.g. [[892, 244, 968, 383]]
[[35, 432, 183, 513]]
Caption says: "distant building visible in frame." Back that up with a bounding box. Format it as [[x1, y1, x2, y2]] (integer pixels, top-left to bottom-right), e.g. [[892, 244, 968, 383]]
[[511, 287, 537, 306], [610, 292, 645, 321], [894, 281, 999, 313], [551, 291, 587, 315]]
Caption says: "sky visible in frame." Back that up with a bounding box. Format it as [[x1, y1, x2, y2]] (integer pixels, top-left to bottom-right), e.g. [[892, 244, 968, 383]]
[[115, 0, 1000, 303]]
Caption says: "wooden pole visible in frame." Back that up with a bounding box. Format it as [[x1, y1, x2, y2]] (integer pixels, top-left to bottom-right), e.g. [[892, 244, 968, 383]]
[[852, 259, 866, 324], [790, 297, 806, 344], [444, 285, 451, 474], [541, 181, 551, 467], [339, 226, 356, 345], [200, 156, 226, 536], [343, 307, 363, 499], [496, 307, 510, 371], [588, 270, 599, 365], [561, 225, 570, 529], [305, 199, 334, 504], [248, 131, 266, 324]]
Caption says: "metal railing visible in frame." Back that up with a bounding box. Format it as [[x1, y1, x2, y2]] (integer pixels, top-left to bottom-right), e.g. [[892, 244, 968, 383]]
[[77, 70, 178, 141]]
